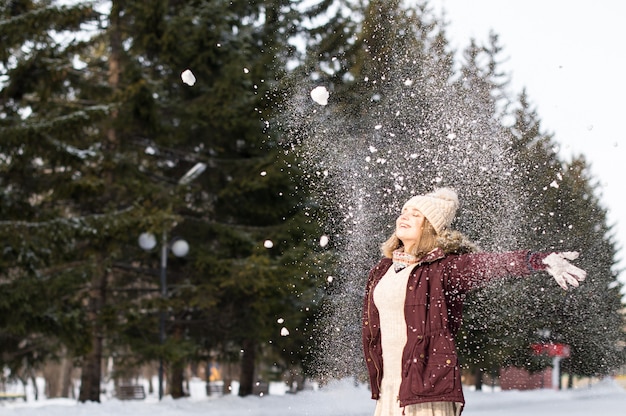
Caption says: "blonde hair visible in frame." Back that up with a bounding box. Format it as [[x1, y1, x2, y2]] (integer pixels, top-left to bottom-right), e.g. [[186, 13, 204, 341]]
[[381, 219, 439, 259]]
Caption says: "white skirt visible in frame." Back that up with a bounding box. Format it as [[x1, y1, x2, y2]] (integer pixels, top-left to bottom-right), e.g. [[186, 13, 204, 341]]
[[374, 394, 462, 416]]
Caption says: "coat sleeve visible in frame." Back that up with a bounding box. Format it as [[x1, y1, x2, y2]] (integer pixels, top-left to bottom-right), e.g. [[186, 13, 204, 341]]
[[443, 250, 550, 292]]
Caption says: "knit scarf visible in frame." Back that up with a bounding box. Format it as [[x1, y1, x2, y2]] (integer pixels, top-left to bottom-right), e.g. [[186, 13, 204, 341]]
[[392, 249, 419, 272]]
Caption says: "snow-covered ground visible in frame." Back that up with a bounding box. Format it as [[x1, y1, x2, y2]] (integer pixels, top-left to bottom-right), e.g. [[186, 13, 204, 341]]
[[2, 378, 625, 416]]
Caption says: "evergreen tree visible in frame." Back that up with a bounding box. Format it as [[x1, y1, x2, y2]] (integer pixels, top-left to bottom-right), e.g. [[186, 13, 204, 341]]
[[509, 93, 625, 379], [124, 0, 327, 397], [458, 91, 625, 384], [554, 158, 625, 379], [450, 33, 527, 387], [0, 0, 150, 401], [1, 0, 325, 400]]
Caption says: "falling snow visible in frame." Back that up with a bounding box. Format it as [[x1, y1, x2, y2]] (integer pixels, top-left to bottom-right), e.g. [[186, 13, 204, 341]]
[[310, 86, 330, 105], [181, 69, 196, 86]]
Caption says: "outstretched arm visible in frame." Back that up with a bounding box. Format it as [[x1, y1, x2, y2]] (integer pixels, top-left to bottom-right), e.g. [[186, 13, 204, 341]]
[[445, 250, 586, 292]]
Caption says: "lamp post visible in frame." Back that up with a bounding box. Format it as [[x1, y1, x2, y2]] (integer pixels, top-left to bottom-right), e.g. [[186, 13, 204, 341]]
[[138, 231, 189, 400], [136, 161, 203, 399]]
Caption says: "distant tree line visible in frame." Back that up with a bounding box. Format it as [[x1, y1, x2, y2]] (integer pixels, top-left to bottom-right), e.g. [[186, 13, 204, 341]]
[[0, 0, 623, 402]]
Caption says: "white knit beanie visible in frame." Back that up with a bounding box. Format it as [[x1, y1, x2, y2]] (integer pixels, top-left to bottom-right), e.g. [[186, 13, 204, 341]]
[[402, 188, 459, 234]]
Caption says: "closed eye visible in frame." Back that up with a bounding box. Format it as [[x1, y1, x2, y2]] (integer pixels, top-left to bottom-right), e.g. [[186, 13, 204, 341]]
[[401, 207, 422, 218]]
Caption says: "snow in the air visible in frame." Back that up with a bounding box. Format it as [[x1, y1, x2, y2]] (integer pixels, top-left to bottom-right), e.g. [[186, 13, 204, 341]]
[[310, 86, 330, 105], [1, 377, 625, 416], [181, 69, 196, 86]]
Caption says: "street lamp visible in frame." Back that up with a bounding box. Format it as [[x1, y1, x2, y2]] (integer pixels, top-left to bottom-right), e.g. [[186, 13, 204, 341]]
[[138, 231, 189, 400]]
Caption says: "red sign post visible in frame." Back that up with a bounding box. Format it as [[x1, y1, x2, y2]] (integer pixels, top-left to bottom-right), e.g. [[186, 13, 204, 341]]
[[531, 343, 570, 390]]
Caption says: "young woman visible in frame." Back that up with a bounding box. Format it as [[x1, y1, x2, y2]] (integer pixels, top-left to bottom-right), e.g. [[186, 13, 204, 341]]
[[362, 188, 586, 416]]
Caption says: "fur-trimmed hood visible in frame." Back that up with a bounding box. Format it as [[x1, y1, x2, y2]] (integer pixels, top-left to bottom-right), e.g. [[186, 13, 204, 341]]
[[436, 229, 478, 255]]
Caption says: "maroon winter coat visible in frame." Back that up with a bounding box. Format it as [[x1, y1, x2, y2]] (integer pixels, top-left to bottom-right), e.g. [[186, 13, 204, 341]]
[[362, 248, 547, 409]]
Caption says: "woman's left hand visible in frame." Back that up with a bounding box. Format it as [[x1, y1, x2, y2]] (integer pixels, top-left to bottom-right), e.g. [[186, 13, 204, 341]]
[[542, 251, 587, 290]]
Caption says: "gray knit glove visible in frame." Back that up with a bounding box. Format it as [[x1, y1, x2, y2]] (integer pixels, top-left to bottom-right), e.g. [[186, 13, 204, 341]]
[[542, 251, 587, 290]]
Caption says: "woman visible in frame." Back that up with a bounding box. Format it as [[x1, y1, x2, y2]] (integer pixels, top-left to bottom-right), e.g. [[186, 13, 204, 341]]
[[362, 188, 586, 416]]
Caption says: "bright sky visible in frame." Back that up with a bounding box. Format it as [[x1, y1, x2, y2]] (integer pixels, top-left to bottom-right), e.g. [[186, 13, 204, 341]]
[[430, 0, 626, 288]]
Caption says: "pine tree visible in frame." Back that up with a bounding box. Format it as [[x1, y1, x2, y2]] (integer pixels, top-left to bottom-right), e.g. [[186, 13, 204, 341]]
[[460, 91, 626, 384], [1, 0, 325, 400], [123, 0, 328, 397], [0, 0, 140, 402], [450, 34, 528, 387]]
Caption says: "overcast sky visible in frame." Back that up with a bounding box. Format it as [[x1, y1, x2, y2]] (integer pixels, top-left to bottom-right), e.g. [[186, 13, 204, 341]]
[[430, 0, 626, 287]]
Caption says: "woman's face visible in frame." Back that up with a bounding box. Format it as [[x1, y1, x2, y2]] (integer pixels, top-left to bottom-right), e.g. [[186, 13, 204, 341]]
[[395, 206, 425, 252]]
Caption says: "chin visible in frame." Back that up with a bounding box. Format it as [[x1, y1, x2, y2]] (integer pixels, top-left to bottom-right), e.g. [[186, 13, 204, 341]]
[[396, 229, 409, 239]]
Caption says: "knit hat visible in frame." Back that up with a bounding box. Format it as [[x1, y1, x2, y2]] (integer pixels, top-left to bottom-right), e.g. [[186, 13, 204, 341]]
[[402, 188, 459, 234]]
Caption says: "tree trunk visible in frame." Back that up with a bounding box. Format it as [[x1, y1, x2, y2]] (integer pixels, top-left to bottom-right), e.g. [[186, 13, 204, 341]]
[[44, 362, 62, 398], [473, 367, 483, 391], [78, 339, 102, 402], [78, 269, 107, 402], [61, 354, 74, 398], [170, 361, 185, 398], [30, 373, 38, 400], [564, 360, 574, 389], [168, 322, 186, 398], [44, 350, 74, 398], [78, 0, 121, 402], [238, 338, 256, 397]]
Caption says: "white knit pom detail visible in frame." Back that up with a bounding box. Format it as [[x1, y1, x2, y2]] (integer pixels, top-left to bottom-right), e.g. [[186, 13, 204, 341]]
[[431, 188, 459, 206]]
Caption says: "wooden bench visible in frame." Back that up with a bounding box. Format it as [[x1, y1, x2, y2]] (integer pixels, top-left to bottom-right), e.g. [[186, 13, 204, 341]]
[[206, 382, 225, 396], [0, 392, 27, 402], [116, 385, 146, 400]]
